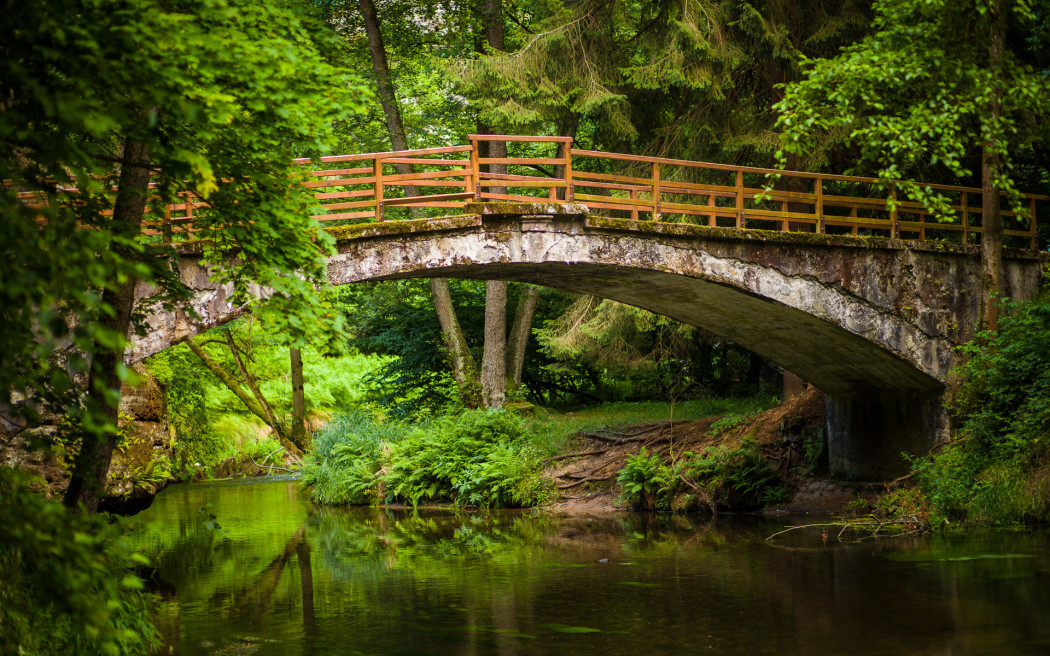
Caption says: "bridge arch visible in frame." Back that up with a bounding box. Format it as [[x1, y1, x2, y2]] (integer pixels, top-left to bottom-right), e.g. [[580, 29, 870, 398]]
[[132, 207, 1047, 479]]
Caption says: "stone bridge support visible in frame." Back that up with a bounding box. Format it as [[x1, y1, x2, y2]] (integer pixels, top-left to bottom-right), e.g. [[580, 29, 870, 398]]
[[132, 206, 1047, 480]]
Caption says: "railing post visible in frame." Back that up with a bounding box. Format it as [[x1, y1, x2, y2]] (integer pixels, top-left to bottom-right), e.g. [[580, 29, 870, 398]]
[[850, 207, 858, 235], [780, 201, 789, 232], [373, 156, 384, 222], [652, 162, 661, 220], [890, 188, 898, 239], [562, 138, 574, 202], [961, 191, 969, 244], [735, 169, 744, 229], [470, 137, 481, 201], [630, 190, 639, 221], [708, 194, 716, 227], [815, 178, 824, 234], [163, 204, 172, 243], [1030, 197, 1038, 250]]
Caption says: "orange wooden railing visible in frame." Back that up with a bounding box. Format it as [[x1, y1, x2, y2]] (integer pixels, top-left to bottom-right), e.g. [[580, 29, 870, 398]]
[[19, 135, 1046, 248]]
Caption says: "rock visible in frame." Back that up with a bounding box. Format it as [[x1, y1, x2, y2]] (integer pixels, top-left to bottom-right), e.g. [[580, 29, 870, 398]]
[[0, 362, 175, 513]]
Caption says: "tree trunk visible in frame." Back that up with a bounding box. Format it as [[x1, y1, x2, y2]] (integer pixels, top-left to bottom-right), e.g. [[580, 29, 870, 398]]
[[64, 136, 151, 512], [357, 0, 418, 194], [505, 285, 539, 389], [980, 0, 1006, 334], [290, 346, 307, 450], [481, 280, 508, 408], [184, 338, 302, 457], [359, 0, 482, 398], [431, 278, 480, 397]]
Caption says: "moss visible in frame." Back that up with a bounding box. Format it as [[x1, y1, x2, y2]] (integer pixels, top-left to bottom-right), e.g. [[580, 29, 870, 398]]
[[464, 201, 587, 216], [325, 215, 479, 242]]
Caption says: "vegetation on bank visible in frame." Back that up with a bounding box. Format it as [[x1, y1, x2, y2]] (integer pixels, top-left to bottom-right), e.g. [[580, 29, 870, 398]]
[[890, 291, 1050, 528], [0, 469, 159, 656], [301, 395, 779, 509]]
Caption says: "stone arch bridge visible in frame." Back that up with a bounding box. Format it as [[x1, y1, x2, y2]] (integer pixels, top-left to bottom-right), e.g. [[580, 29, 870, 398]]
[[130, 204, 1047, 479]]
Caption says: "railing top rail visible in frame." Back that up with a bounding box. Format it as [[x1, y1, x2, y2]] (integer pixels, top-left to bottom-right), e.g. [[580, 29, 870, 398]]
[[468, 134, 574, 143], [292, 144, 473, 166], [570, 148, 1049, 200]]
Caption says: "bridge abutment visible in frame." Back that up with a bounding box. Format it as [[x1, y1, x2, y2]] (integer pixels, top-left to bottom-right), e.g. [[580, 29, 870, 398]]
[[826, 389, 948, 479]]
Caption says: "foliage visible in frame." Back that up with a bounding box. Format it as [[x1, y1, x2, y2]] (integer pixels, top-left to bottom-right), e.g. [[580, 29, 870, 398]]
[[302, 411, 399, 505], [146, 345, 225, 477], [304, 409, 555, 508], [775, 0, 1050, 219], [384, 409, 554, 507], [910, 292, 1050, 525], [686, 439, 786, 511], [618, 438, 784, 512], [616, 448, 685, 511], [0, 468, 160, 655]]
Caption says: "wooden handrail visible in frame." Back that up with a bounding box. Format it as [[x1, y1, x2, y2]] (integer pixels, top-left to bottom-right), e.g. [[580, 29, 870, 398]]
[[19, 135, 1048, 249]]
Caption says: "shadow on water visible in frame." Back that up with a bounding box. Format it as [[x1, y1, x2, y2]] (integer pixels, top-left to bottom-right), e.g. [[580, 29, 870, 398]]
[[130, 476, 1050, 656]]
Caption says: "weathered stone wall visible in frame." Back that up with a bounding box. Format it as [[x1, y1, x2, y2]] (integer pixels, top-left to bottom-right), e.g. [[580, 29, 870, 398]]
[[128, 209, 1048, 478], [0, 363, 175, 513]]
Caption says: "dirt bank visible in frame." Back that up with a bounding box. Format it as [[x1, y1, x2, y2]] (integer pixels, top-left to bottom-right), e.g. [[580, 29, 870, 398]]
[[548, 388, 877, 516]]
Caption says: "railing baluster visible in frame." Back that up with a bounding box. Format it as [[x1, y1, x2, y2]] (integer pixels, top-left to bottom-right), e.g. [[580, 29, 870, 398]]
[[652, 162, 661, 220], [815, 178, 824, 234], [1030, 197, 1038, 250], [735, 170, 743, 229], [470, 138, 481, 201], [890, 188, 898, 239], [708, 194, 716, 227], [562, 139, 573, 202], [630, 190, 639, 221], [374, 157, 384, 222], [962, 191, 969, 244]]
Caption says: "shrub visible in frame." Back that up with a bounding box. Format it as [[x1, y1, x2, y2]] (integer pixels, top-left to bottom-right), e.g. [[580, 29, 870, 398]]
[[687, 438, 785, 511], [911, 292, 1050, 526], [0, 468, 160, 656], [304, 409, 554, 508], [302, 410, 396, 505], [616, 448, 681, 510], [384, 409, 553, 507]]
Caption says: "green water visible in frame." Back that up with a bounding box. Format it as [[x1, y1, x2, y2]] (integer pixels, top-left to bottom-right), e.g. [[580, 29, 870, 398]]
[[131, 476, 1050, 655]]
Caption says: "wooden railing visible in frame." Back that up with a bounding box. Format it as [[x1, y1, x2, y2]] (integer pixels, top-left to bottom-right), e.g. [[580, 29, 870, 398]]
[[20, 135, 1047, 249]]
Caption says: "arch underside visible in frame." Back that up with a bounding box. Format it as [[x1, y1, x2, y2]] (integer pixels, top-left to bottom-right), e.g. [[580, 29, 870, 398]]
[[366, 261, 944, 398]]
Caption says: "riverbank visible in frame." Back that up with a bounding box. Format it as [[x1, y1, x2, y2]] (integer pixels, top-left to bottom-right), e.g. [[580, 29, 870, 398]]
[[546, 388, 872, 515]]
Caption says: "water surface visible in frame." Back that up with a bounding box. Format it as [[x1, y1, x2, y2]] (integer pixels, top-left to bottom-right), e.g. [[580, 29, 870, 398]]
[[131, 476, 1050, 655]]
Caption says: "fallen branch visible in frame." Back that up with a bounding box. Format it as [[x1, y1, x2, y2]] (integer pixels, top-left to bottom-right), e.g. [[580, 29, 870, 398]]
[[545, 448, 609, 462], [557, 475, 613, 489]]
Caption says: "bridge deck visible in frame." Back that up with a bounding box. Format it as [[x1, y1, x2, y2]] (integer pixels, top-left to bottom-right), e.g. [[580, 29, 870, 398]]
[[22, 135, 1047, 249]]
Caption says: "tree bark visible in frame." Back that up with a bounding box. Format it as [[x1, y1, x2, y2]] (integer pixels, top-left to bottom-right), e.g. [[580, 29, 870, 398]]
[[430, 278, 479, 397], [357, 0, 418, 194], [481, 279, 507, 408], [64, 136, 151, 512], [980, 0, 1006, 334], [505, 285, 539, 389], [184, 338, 302, 457], [290, 346, 307, 450]]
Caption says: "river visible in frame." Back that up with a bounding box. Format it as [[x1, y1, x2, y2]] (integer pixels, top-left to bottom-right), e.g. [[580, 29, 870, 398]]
[[129, 476, 1050, 655]]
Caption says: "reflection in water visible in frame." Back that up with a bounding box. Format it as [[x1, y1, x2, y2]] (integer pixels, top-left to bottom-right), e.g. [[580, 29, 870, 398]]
[[130, 477, 1050, 655]]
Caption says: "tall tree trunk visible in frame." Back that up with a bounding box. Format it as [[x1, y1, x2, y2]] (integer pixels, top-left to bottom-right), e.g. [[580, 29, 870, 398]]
[[980, 0, 1006, 334], [481, 280, 507, 408], [64, 136, 151, 512], [477, 0, 509, 409], [290, 346, 306, 449], [505, 285, 539, 389], [431, 278, 479, 399], [357, 0, 476, 394]]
